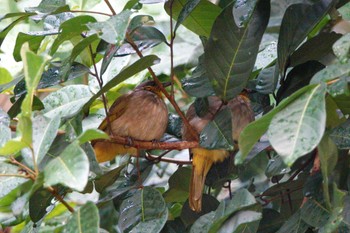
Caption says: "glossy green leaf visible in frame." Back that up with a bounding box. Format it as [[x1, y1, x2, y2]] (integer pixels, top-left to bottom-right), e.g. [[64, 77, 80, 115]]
[[0, 163, 27, 199], [166, 113, 183, 138], [255, 66, 278, 94], [25, 0, 66, 13], [254, 40, 277, 71], [333, 33, 350, 62], [265, 156, 290, 178], [118, 187, 168, 233], [44, 142, 89, 191], [87, 10, 132, 45], [0, 68, 13, 86], [204, 0, 270, 100], [276, 61, 325, 103], [237, 85, 317, 164], [13, 33, 45, 62], [94, 164, 126, 193], [330, 119, 350, 149], [182, 55, 215, 97], [200, 108, 234, 150], [163, 167, 191, 203], [190, 212, 216, 233], [174, 0, 200, 33], [290, 32, 341, 67], [300, 199, 330, 228], [318, 135, 338, 209], [333, 94, 350, 114], [267, 84, 326, 166], [32, 115, 61, 165], [77, 129, 109, 145], [128, 15, 155, 32], [310, 60, 350, 84], [278, 0, 336, 77], [327, 76, 350, 98], [0, 14, 34, 47], [219, 210, 261, 233], [83, 55, 160, 113], [165, 0, 221, 37], [257, 209, 284, 233], [50, 15, 97, 55], [29, 187, 54, 223], [276, 210, 309, 233], [42, 85, 92, 119], [63, 202, 99, 233]]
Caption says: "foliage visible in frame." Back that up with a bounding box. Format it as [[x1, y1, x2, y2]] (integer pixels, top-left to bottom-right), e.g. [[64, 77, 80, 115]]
[[0, 0, 350, 232]]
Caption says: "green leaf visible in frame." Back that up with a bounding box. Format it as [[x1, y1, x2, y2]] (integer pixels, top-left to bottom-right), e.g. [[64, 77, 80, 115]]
[[94, 164, 126, 193], [128, 15, 155, 32], [276, 210, 309, 233], [318, 134, 338, 209], [0, 67, 13, 85], [0, 139, 28, 155], [13, 33, 45, 62], [44, 142, 89, 191], [83, 55, 160, 113], [42, 85, 92, 119], [290, 32, 341, 67], [77, 129, 109, 145], [310, 60, 350, 84], [0, 109, 11, 148], [63, 202, 99, 233], [0, 162, 27, 199], [25, 0, 67, 13], [278, 0, 336, 77], [330, 119, 350, 149], [0, 14, 34, 47], [165, 0, 221, 37], [267, 84, 326, 166], [118, 187, 168, 233], [300, 199, 330, 228], [204, 0, 270, 100], [255, 66, 278, 95], [29, 187, 54, 223], [265, 155, 290, 178], [87, 10, 132, 45], [50, 15, 97, 55], [333, 94, 350, 114], [200, 108, 234, 150], [163, 167, 191, 203], [219, 210, 261, 233], [333, 33, 350, 62], [237, 85, 317, 164], [174, 0, 200, 33]]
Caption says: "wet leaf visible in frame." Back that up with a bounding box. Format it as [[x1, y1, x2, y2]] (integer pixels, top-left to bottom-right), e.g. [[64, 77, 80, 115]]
[[330, 119, 350, 149], [333, 33, 350, 62], [310, 60, 350, 84], [163, 167, 191, 203], [276, 210, 309, 233], [63, 202, 99, 233], [13, 33, 45, 62], [0, 163, 27, 199]]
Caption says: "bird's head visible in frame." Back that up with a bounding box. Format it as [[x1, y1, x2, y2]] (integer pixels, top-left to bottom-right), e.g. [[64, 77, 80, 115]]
[[135, 80, 171, 97]]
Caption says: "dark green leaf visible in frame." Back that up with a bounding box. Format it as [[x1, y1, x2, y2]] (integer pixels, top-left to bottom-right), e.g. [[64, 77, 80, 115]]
[[276, 61, 325, 103], [255, 66, 278, 94], [204, 0, 270, 100], [163, 167, 191, 203], [94, 164, 126, 193], [190, 211, 216, 233], [278, 0, 336, 77], [330, 119, 350, 149], [87, 10, 132, 45], [128, 15, 155, 32], [257, 209, 284, 233], [165, 0, 221, 37], [63, 202, 99, 233], [267, 84, 327, 166], [310, 60, 350, 84], [276, 210, 309, 233], [237, 85, 317, 164], [77, 129, 109, 145], [333, 33, 350, 62], [13, 33, 45, 62], [44, 142, 89, 191], [333, 94, 350, 114], [200, 108, 234, 150], [29, 187, 54, 223], [166, 113, 183, 138], [118, 187, 168, 233], [83, 55, 160, 113], [300, 199, 330, 228], [265, 155, 290, 178], [218, 210, 261, 233], [290, 32, 341, 67]]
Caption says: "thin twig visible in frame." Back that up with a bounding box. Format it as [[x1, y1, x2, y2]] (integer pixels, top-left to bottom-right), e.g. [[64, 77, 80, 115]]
[[47, 186, 75, 213], [169, 0, 175, 99], [104, 0, 117, 15], [125, 33, 199, 141], [0, 173, 30, 178], [10, 157, 36, 177], [70, 10, 112, 16]]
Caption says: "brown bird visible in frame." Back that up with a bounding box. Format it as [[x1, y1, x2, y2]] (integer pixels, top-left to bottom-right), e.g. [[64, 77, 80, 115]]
[[92, 80, 169, 163], [182, 95, 254, 212]]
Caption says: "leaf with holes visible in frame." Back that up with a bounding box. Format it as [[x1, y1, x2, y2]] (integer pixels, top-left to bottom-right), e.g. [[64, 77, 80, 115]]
[[204, 0, 270, 100], [267, 84, 327, 166]]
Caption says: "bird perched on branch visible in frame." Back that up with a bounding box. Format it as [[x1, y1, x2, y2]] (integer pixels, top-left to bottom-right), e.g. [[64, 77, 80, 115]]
[[92, 80, 170, 163], [182, 95, 254, 212]]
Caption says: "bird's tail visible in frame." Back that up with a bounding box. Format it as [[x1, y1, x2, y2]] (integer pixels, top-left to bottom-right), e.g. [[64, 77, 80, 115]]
[[93, 141, 137, 162]]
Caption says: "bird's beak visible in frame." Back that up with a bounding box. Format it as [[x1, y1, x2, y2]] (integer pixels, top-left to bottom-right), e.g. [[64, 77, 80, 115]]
[[162, 82, 171, 88]]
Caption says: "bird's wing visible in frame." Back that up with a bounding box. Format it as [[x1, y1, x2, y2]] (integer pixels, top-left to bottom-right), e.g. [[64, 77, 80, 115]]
[[98, 93, 131, 131]]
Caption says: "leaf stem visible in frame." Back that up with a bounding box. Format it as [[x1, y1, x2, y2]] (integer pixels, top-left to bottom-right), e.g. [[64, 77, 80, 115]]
[[70, 10, 112, 16], [169, 0, 176, 99], [47, 186, 75, 213], [104, 0, 117, 15]]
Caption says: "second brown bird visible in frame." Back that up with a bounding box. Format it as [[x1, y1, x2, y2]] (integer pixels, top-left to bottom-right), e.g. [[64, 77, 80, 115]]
[[182, 95, 254, 212]]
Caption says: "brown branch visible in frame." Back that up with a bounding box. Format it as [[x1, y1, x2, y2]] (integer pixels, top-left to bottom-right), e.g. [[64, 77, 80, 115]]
[[47, 186, 75, 213], [145, 153, 192, 165], [104, 0, 116, 15], [9, 124, 66, 135], [125, 33, 199, 141], [70, 10, 112, 16]]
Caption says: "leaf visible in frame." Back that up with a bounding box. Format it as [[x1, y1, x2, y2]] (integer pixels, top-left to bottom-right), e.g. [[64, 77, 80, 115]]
[[182, 54, 215, 97], [254, 40, 277, 72], [200, 108, 234, 150], [333, 94, 350, 114], [87, 10, 132, 45], [42, 85, 92, 119], [128, 15, 155, 32], [190, 212, 216, 233], [290, 32, 341, 67], [174, 0, 201, 33], [94, 164, 127, 193], [265, 156, 290, 178], [257, 209, 284, 233], [165, 0, 221, 37], [63, 202, 99, 233], [118, 187, 168, 233], [310, 60, 350, 84], [300, 199, 330, 228], [25, 0, 66, 13], [83, 55, 160, 113], [204, 0, 270, 100], [44, 142, 89, 191], [255, 66, 278, 94], [32, 115, 61, 165], [0, 109, 11, 147], [13, 33, 45, 62], [267, 84, 327, 166], [163, 167, 191, 203], [77, 129, 109, 145], [330, 119, 350, 149], [29, 187, 54, 223], [276, 210, 309, 233], [50, 15, 97, 55], [278, 0, 336, 77], [218, 210, 261, 233], [0, 163, 27, 199], [333, 33, 350, 62], [237, 85, 317, 164]]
